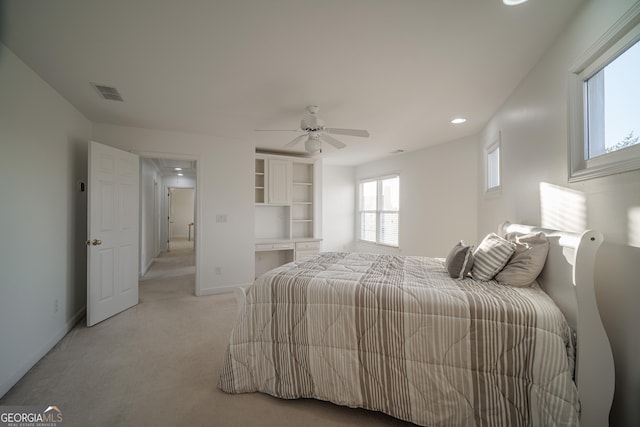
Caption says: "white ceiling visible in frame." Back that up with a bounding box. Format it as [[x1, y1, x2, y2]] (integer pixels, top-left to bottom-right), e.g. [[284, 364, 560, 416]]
[[150, 158, 197, 177], [0, 0, 584, 166]]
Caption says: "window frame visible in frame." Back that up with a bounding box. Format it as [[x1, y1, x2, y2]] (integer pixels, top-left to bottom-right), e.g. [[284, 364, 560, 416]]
[[357, 174, 400, 248], [568, 4, 640, 182], [486, 134, 502, 195]]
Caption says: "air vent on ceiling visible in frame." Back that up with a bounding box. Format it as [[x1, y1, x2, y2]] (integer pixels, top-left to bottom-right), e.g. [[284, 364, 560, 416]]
[[91, 83, 124, 101]]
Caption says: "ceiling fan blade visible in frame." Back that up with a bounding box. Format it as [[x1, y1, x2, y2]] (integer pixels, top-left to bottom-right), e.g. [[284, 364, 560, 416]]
[[321, 134, 346, 149], [255, 129, 302, 132], [284, 134, 307, 147], [325, 128, 370, 138]]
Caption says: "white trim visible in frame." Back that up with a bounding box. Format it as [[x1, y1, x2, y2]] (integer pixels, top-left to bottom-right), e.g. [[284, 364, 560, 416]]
[[485, 132, 502, 194], [0, 307, 86, 397], [356, 239, 401, 253], [199, 283, 252, 297], [568, 3, 640, 182], [357, 174, 400, 248], [140, 258, 155, 278], [133, 150, 203, 297]]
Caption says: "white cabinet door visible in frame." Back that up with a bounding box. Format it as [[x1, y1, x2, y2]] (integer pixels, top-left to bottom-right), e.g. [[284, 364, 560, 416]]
[[268, 159, 292, 204]]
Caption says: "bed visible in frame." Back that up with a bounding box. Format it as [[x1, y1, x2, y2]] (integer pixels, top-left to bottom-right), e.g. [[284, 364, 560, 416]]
[[218, 223, 614, 427]]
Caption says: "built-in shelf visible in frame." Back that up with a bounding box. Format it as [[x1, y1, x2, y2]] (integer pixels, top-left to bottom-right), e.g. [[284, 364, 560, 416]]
[[255, 154, 319, 275], [255, 158, 266, 204]]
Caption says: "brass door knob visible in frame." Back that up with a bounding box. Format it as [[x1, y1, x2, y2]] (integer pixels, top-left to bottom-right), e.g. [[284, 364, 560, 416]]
[[92, 239, 102, 246]]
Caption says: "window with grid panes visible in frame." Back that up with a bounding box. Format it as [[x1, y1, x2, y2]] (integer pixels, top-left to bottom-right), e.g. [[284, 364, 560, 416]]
[[359, 175, 399, 247]]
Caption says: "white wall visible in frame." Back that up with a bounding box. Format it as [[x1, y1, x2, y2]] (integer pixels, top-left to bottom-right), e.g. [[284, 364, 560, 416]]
[[0, 43, 92, 396], [322, 165, 356, 252], [355, 135, 478, 257], [92, 124, 255, 296], [140, 158, 162, 275], [170, 188, 195, 239], [477, 1, 639, 425]]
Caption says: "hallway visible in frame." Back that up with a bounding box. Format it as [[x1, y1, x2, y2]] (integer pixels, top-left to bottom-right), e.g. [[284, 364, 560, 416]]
[[140, 237, 196, 299]]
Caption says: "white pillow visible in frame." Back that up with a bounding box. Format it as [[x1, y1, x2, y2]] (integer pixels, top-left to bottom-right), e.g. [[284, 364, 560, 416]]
[[471, 233, 516, 281]]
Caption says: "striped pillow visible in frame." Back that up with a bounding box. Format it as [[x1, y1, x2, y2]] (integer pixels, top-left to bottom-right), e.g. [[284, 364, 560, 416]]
[[471, 233, 516, 281]]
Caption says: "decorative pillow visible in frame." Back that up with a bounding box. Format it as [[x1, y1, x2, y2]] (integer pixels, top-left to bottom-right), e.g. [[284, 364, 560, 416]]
[[445, 241, 474, 279], [496, 231, 549, 287], [471, 233, 516, 281]]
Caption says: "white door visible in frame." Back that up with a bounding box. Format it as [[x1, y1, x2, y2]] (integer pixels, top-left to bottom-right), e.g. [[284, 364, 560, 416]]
[[87, 141, 139, 326]]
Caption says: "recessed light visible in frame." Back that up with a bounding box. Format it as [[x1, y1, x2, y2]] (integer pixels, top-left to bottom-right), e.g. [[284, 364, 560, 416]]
[[177, 173, 184, 176], [502, 0, 528, 5], [174, 167, 182, 171], [451, 118, 467, 124]]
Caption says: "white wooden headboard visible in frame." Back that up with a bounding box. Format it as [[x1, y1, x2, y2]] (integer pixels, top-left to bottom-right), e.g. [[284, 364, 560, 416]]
[[500, 222, 614, 427]]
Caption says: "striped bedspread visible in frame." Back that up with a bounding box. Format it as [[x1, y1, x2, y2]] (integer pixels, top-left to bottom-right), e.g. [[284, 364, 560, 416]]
[[219, 252, 579, 426]]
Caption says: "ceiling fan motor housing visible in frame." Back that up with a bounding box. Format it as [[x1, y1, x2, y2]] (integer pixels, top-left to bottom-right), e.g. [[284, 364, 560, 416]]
[[301, 115, 325, 132]]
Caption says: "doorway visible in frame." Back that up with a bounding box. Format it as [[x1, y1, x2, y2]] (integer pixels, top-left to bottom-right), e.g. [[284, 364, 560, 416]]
[[139, 156, 198, 295], [168, 187, 195, 252]]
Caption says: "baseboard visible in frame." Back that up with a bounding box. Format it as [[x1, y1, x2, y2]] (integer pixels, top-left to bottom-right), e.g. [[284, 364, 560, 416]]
[[198, 283, 251, 297], [0, 306, 86, 398], [140, 258, 155, 278]]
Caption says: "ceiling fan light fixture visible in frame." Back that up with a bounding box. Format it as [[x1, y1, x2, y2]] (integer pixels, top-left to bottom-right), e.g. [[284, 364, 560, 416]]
[[305, 137, 321, 153]]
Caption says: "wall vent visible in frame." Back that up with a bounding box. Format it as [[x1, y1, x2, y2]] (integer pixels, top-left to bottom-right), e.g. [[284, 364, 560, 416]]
[[91, 83, 124, 101]]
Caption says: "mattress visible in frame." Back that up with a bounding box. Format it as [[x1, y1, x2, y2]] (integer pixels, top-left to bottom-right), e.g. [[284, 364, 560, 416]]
[[219, 252, 579, 426]]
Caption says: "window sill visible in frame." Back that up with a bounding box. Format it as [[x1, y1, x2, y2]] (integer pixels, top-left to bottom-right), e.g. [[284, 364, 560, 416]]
[[484, 187, 502, 198], [570, 145, 640, 182], [356, 240, 401, 253]]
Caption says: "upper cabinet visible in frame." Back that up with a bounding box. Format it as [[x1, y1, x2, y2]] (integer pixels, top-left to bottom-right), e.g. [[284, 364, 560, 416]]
[[255, 156, 293, 205], [267, 159, 292, 205], [255, 154, 319, 240]]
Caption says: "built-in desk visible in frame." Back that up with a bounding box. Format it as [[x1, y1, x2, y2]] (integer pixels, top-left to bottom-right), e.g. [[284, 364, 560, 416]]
[[255, 238, 322, 278]]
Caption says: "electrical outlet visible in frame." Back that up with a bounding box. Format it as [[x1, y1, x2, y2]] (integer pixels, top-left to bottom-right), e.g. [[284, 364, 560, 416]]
[[216, 214, 228, 223], [215, 267, 222, 275]]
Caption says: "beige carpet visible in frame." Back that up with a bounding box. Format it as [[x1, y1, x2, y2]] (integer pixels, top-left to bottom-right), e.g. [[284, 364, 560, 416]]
[[0, 240, 413, 426]]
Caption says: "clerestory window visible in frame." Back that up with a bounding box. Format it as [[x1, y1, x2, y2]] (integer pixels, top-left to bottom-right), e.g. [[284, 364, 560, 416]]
[[568, 5, 640, 181]]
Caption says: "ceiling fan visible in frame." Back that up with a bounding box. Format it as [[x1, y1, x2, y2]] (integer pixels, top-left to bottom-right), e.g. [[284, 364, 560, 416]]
[[256, 105, 370, 153]]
